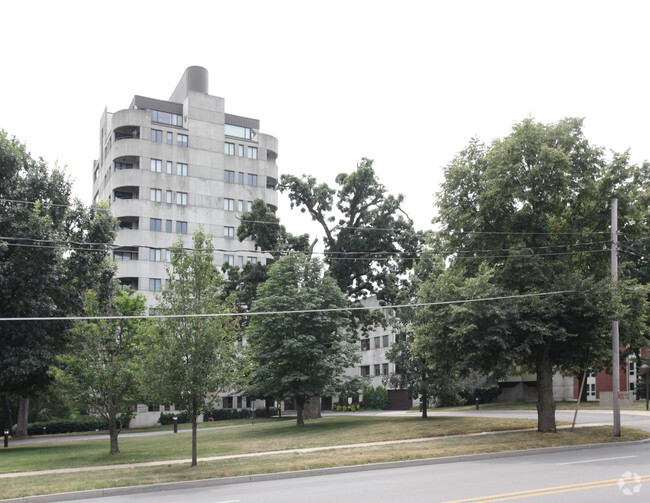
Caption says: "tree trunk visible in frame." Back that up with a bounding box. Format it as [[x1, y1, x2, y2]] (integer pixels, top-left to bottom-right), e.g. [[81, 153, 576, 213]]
[[191, 415, 198, 466], [14, 397, 29, 438], [421, 388, 428, 419], [536, 348, 556, 433], [304, 397, 321, 420], [1, 394, 13, 433], [108, 413, 120, 455], [296, 397, 305, 427]]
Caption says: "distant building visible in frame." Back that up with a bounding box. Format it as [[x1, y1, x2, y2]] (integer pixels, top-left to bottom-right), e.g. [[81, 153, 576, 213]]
[[92, 66, 278, 427]]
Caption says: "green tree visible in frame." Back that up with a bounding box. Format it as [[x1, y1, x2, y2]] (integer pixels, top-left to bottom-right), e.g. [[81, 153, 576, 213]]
[[245, 255, 357, 426], [279, 158, 421, 304], [423, 118, 647, 432], [139, 230, 238, 466], [0, 131, 115, 436], [60, 288, 146, 454]]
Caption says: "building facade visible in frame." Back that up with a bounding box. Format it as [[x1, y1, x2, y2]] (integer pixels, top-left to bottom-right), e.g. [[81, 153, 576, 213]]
[[92, 66, 278, 307], [93, 66, 278, 426]]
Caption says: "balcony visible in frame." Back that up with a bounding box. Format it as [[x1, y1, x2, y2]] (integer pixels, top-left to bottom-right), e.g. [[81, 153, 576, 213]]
[[113, 186, 139, 202], [266, 176, 278, 190], [117, 216, 139, 230], [114, 247, 138, 261], [119, 277, 139, 291], [114, 126, 140, 141], [114, 155, 139, 171]]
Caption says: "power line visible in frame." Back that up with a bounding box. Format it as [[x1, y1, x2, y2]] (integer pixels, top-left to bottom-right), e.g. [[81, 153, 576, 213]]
[[0, 289, 578, 322]]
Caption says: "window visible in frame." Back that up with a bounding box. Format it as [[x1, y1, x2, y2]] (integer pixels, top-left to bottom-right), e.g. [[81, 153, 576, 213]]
[[222, 396, 233, 409], [149, 308, 161, 316], [150, 189, 162, 202], [360, 338, 370, 351], [151, 129, 162, 143], [151, 110, 182, 126], [149, 278, 162, 291], [247, 201, 253, 211], [237, 200, 244, 212], [374, 364, 381, 377], [224, 170, 235, 183], [177, 134, 188, 147], [150, 218, 162, 231], [382, 335, 389, 347], [238, 256, 244, 268], [225, 124, 251, 139], [165, 219, 172, 232], [177, 163, 188, 176], [176, 221, 188, 234], [374, 336, 381, 349], [238, 172, 244, 184], [382, 363, 389, 375], [149, 248, 162, 261], [115, 162, 133, 170], [248, 256, 258, 264], [360, 366, 370, 377], [224, 226, 235, 239], [247, 174, 258, 186], [224, 198, 235, 211], [247, 146, 258, 159], [114, 251, 135, 261], [224, 255, 234, 265], [176, 192, 188, 205], [166, 190, 173, 203], [225, 142, 235, 155], [148, 405, 160, 412], [166, 161, 173, 174], [238, 144, 244, 157], [165, 249, 171, 262], [150, 159, 162, 172], [166, 132, 173, 145]]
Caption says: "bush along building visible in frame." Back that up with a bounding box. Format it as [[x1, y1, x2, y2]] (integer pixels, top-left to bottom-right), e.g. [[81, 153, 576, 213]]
[[92, 66, 278, 427]]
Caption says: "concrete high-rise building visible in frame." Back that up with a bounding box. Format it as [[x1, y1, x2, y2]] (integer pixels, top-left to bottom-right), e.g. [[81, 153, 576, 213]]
[[92, 66, 278, 306]]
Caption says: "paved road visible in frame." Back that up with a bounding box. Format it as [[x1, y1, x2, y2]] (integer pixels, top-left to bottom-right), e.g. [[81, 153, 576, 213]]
[[55, 442, 650, 503]]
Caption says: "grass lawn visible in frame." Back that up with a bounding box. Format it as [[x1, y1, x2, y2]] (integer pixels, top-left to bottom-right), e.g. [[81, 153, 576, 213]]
[[1, 415, 647, 500], [434, 400, 650, 412]]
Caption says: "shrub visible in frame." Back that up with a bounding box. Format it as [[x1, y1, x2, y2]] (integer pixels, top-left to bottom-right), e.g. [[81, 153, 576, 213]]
[[158, 410, 192, 425], [362, 385, 389, 410], [17, 416, 109, 436], [332, 401, 365, 412]]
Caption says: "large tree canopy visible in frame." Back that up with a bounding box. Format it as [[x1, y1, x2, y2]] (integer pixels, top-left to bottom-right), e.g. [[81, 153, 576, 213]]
[[416, 118, 648, 432], [0, 132, 115, 434], [245, 255, 357, 426], [279, 158, 421, 303]]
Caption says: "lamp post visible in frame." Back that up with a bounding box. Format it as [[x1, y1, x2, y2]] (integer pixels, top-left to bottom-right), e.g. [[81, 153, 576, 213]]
[[640, 362, 649, 412]]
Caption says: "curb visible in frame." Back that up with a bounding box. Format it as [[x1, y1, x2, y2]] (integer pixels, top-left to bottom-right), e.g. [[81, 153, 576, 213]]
[[4, 437, 650, 503]]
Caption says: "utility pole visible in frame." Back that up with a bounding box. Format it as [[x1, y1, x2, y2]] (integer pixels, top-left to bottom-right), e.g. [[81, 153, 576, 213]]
[[612, 198, 621, 437]]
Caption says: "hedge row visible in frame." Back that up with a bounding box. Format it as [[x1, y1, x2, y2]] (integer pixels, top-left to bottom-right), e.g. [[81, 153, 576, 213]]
[[16, 417, 111, 436], [203, 407, 279, 421]]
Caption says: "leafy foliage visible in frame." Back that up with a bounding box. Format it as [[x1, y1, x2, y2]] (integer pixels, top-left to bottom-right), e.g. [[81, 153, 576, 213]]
[[0, 131, 116, 435], [61, 288, 146, 454], [245, 255, 357, 426], [139, 229, 239, 465], [416, 118, 648, 432], [279, 158, 422, 304]]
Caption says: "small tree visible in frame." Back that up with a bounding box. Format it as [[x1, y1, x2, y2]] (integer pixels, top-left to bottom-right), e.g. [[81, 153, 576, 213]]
[[246, 255, 357, 426], [61, 288, 146, 454], [139, 230, 238, 466]]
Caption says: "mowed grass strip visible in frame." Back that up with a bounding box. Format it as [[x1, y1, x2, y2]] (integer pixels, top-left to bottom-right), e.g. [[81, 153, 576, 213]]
[[1, 416, 534, 472], [1, 424, 647, 500]]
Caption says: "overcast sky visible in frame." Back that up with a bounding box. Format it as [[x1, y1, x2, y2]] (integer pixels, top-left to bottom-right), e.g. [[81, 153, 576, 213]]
[[3, 0, 649, 235]]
